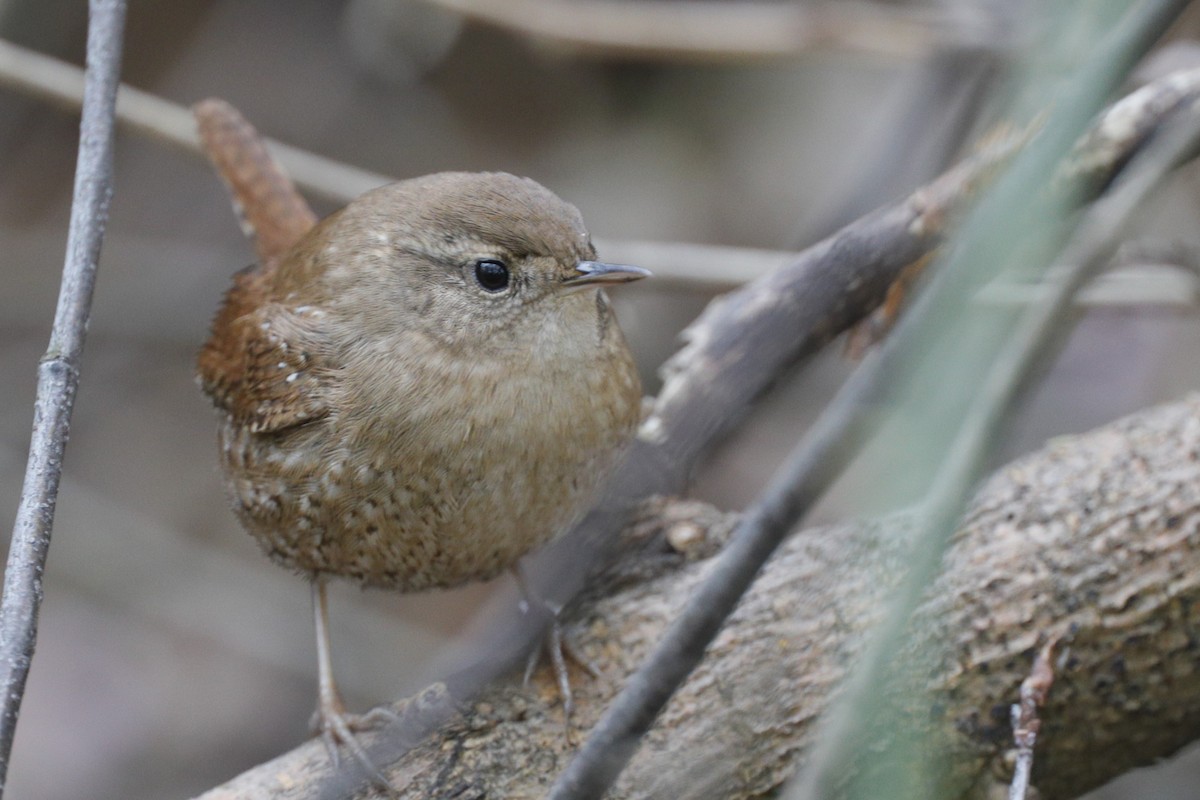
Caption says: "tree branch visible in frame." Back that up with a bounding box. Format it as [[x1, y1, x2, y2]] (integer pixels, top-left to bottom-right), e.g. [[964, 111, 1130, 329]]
[[0, 37, 389, 205], [645, 57, 1200, 473], [194, 392, 1200, 799], [0, 0, 126, 793]]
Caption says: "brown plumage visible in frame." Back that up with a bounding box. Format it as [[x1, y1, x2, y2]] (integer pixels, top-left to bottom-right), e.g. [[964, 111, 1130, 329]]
[[197, 171, 646, 779]]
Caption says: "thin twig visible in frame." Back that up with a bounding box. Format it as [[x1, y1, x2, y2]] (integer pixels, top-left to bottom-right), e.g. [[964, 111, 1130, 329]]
[[549, 3, 1191, 798], [1009, 640, 1060, 800], [416, 0, 999, 62], [0, 0, 126, 794], [0, 37, 388, 204]]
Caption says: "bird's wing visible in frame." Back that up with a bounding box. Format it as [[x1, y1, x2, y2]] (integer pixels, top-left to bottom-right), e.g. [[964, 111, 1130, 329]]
[[197, 265, 334, 433]]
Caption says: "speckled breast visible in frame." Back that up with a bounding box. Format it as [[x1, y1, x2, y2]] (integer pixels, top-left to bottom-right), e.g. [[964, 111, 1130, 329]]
[[216, 343, 641, 591]]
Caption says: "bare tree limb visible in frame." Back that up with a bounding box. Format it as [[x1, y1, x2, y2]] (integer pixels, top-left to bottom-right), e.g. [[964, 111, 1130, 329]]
[[645, 57, 1200, 472], [0, 0, 126, 794], [193, 391, 1200, 799]]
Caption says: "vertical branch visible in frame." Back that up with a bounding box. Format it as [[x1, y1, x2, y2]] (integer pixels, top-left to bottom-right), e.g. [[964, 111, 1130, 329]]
[[0, 0, 127, 792]]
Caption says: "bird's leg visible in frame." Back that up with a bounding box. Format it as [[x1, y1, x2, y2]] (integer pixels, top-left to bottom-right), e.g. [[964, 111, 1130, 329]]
[[510, 564, 601, 726], [310, 577, 398, 796]]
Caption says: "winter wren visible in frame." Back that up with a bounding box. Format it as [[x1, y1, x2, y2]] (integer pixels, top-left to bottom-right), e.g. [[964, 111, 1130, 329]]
[[197, 172, 647, 770]]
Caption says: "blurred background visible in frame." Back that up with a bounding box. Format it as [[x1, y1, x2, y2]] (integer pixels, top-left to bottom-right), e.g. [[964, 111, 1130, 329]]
[[2, 0, 1200, 797]]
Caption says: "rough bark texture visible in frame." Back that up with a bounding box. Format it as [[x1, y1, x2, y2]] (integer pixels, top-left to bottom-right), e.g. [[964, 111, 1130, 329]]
[[197, 394, 1200, 800]]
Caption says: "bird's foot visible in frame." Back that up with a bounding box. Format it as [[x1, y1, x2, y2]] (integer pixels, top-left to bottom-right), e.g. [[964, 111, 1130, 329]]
[[310, 697, 400, 797], [521, 598, 602, 734], [510, 565, 603, 734]]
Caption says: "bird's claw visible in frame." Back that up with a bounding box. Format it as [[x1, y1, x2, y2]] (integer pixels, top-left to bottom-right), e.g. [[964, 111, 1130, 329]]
[[310, 701, 399, 798], [520, 604, 603, 733]]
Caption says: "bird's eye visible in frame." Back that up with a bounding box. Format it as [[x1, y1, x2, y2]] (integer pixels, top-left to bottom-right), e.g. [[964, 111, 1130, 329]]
[[473, 259, 510, 293]]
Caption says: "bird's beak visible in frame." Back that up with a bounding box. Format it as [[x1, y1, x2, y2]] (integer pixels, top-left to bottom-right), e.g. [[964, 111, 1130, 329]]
[[565, 260, 651, 288]]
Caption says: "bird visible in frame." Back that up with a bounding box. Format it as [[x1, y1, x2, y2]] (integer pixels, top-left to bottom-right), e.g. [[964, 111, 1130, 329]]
[[196, 170, 647, 782]]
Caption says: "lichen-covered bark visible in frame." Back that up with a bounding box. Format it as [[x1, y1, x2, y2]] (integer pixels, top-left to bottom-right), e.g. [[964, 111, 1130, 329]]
[[197, 394, 1200, 800]]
